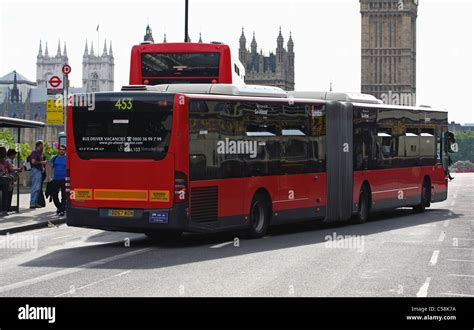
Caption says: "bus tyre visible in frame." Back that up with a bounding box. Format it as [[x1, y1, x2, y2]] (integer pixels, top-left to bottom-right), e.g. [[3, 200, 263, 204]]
[[145, 231, 182, 242], [246, 193, 270, 239], [414, 180, 430, 213], [354, 188, 370, 224]]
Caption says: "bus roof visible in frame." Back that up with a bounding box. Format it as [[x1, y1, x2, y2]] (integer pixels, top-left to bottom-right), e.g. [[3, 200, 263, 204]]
[[122, 83, 288, 98], [131, 42, 230, 53], [289, 91, 383, 104]]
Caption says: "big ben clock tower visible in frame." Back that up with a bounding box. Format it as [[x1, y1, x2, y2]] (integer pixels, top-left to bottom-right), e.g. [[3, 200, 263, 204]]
[[360, 0, 418, 105]]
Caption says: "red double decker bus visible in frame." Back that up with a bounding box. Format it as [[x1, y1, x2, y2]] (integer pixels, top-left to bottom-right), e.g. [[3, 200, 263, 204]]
[[129, 42, 245, 86], [66, 85, 454, 239]]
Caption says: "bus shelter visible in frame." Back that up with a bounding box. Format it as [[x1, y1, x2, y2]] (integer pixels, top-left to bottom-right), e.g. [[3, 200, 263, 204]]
[[0, 116, 45, 213]]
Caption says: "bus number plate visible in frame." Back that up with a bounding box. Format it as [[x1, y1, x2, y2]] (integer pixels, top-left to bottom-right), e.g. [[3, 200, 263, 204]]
[[109, 209, 135, 217]]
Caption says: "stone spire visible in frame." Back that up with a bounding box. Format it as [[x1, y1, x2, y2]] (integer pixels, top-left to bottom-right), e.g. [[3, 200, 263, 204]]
[[63, 41, 68, 58], [144, 24, 154, 43], [109, 41, 113, 56], [198, 32, 203, 43], [239, 27, 246, 49], [277, 27, 284, 49], [287, 31, 294, 52], [90, 41, 94, 55], [44, 41, 49, 57], [84, 40, 89, 56], [250, 32, 257, 53], [163, 33, 167, 43], [37, 40, 43, 58], [103, 39, 108, 56], [56, 40, 62, 57]]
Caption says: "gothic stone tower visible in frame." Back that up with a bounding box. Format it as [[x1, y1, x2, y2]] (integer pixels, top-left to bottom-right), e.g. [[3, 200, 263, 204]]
[[82, 40, 114, 92], [360, 0, 418, 105], [239, 28, 295, 91], [36, 40, 69, 87]]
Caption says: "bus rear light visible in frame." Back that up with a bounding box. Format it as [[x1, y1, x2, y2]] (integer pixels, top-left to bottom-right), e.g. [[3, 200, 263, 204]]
[[158, 100, 168, 107], [174, 171, 188, 204]]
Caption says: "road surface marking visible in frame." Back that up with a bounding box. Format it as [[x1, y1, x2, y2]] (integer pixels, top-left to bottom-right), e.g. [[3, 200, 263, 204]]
[[55, 270, 132, 297], [454, 238, 474, 241], [416, 277, 431, 297], [210, 241, 234, 249], [443, 220, 450, 228], [450, 247, 473, 250], [446, 259, 474, 263], [440, 292, 474, 297], [437, 231, 446, 242], [0, 248, 152, 294], [429, 250, 440, 266], [448, 274, 474, 278], [52, 234, 75, 240]]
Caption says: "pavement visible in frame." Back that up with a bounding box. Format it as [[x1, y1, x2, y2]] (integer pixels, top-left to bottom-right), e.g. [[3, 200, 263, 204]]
[[0, 192, 65, 235], [0, 173, 472, 297]]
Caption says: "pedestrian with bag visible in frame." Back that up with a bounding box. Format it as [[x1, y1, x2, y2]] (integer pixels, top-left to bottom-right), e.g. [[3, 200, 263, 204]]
[[0, 147, 15, 214], [50, 145, 67, 216], [4, 149, 22, 212], [29, 140, 47, 209]]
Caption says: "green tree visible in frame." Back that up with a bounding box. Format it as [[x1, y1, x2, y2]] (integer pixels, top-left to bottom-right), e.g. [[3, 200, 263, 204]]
[[43, 141, 58, 160], [0, 129, 16, 150], [451, 131, 474, 163]]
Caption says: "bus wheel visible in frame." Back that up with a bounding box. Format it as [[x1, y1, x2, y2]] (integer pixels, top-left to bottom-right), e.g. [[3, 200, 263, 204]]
[[414, 180, 430, 213], [246, 193, 270, 239], [145, 231, 182, 242], [354, 188, 370, 224]]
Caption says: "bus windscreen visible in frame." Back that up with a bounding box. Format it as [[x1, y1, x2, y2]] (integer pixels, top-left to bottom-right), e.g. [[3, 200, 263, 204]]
[[141, 52, 220, 77], [72, 94, 174, 160]]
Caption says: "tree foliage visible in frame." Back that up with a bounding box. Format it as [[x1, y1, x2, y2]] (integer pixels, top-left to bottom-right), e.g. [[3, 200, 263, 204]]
[[451, 131, 474, 163]]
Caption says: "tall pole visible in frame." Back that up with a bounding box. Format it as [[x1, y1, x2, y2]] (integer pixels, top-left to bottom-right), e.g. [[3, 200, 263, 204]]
[[184, 0, 189, 42]]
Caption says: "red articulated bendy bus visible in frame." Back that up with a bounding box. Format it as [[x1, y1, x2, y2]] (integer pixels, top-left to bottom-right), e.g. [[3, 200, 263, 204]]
[[129, 42, 245, 86], [66, 84, 454, 239]]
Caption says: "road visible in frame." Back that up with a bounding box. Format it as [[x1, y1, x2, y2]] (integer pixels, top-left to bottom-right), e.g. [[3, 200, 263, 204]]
[[0, 173, 472, 297]]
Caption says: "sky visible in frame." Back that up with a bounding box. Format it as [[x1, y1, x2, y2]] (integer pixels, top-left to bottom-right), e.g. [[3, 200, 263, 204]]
[[0, 0, 473, 123]]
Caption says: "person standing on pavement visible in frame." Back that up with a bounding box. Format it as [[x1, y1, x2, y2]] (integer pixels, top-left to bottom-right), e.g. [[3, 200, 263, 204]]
[[50, 145, 67, 216], [5, 149, 22, 212], [29, 140, 47, 209], [0, 147, 15, 214]]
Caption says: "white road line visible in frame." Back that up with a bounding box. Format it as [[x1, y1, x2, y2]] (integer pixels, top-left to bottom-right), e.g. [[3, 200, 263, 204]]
[[416, 277, 431, 297], [448, 274, 474, 278], [429, 250, 440, 266], [52, 234, 75, 240], [437, 231, 446, 242], [450, 247, 474, 250], [454, 238, 474, 241], [0, 248, 152, 294], [55, 270, 132, 297], [440, 292, 474, 297], [447, 259, 474, 263], [443, 220, 450, 228], [210, 241, 234, 249]]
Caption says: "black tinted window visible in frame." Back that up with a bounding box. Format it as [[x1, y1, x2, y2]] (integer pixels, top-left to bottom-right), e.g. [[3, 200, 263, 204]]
[[142, 52, 220, 77]]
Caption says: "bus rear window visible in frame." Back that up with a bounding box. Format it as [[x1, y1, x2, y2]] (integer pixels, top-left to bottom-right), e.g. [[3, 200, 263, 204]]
[[72, 94, 174, 160], [141, 52, 220, 77]]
